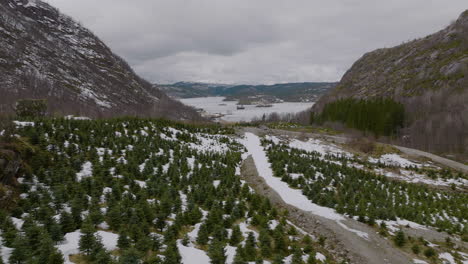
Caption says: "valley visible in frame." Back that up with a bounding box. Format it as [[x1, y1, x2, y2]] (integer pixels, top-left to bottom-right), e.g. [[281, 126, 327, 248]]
[[0, 118, 466, 264]]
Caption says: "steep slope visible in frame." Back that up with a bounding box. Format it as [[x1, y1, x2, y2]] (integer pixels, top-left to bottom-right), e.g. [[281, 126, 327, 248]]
[[314, 10, 468, 156], [0, 0, 201, 120], [159, 82, 335, 102]]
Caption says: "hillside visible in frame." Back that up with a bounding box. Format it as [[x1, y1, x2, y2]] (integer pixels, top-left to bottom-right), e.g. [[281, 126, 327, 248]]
[[0, 0, 200, 120], [158, 82, 335, 102], [0, 118, 338, 264], [313, 10, 468, 157]]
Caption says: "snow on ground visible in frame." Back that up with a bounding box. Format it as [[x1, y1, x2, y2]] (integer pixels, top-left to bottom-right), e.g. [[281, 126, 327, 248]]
[[57, 230, 118, 264], [177, 241, 210, 264], [225, 245, 237, 264], [289, 138, 350, 157], [315, 252, 326, 262], [213, 180, 221, 187], [65, 115, 91, 120], [135, 180, 147, 188], [188, 134, 231, 154], [377, 169, 468, 187], [242, 133, 371, 241], [180, 97, 314, 122], [13, 121, 35, 127], [1, 236, 12, 264], [375, 154, 421, 168], [412, 259, 429, 264], [11, 217, 24, 229], [376, 218, 428, 234], [439, 252, 456, 264], [336, 221, 369, 240], [76, 161, 93, 181]]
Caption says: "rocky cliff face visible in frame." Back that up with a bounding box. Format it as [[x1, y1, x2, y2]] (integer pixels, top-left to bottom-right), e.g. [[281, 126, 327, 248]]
[[0, 0, 201, 120], [314, 10, 468, 156]]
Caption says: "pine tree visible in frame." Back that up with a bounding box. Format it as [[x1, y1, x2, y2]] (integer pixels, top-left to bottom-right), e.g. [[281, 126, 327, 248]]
[[232, 246, 246, 264], [93, 249, 113, 264], [291, 247, 304, 264], [9, 234, 29, 264], [118, 232, 131, 250], [119, 247, 141, 264], [229, 225, 242, 246], [164, 241, 182, 264], [36, 234, 64, 264], [208, 239, 227, 264], [79, 220, 97, 256], [272, 255, 284, 264], [196, 224, 209, 246], [243, 232, 257, 261]]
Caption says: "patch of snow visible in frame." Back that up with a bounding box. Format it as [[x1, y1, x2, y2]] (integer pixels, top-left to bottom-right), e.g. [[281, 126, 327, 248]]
[[177, 240, 210, 264], [13, 121, 35, 127], [439, 252, 456, 264], [213, 180, 221, 188], [289, 138, 350, 157], [11, 217, 24, 230], [377, 154, 421, 168], [76, 161, 93, 181], [135, 180, 147, 188], [57, 230, 118, 264], [336, 221, 369, 240], [315, 252, 326, 262]]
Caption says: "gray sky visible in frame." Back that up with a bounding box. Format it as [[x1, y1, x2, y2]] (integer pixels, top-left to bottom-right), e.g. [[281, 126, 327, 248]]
[[45, 0, 466, 84]]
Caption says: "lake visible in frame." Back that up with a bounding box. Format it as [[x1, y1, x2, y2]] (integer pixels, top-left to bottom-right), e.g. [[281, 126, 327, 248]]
[[180, 97, 314, 122]]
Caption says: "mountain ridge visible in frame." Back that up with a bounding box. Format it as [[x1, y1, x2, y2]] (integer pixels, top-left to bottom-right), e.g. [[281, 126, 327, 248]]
[[158, 81, 336, 102], [313, 9, 468, 156], [0, 0, 201, 120]]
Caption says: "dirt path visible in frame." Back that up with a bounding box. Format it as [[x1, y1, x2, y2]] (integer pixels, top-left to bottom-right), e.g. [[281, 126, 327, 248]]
[[241, 156, 414, 264], [395, 146, 468, 173]]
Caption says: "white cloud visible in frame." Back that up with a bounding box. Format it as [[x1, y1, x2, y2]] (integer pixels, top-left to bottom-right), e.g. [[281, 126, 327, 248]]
[[45, 0, 467, 84]]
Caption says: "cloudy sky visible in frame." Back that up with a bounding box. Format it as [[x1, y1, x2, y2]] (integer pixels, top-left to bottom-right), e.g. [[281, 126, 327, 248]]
[[45, 0, 466, 84]]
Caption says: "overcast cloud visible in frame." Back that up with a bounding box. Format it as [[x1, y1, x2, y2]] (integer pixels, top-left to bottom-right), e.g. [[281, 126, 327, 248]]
[[45, 0, 467, 84]]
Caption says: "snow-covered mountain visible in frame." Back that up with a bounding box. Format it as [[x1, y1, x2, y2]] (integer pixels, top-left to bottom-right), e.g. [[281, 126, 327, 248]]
[[0, 0, 201, 120]]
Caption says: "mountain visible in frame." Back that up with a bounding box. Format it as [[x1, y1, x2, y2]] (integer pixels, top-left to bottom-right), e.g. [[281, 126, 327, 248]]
[[313, 10, 468, 156], [0, 0, 201, 120], [158, 82, 336, 102]]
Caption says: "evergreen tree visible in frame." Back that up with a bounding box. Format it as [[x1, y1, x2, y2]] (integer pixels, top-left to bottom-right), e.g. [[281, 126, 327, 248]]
[[232, 246, 246, 264], [79, 220, 97, 256], [119, 247, 141, 264], [164, 242, 181, 264], [229, 225, 242, 246], [196, 224, 209, 246], [9, 234, 30, 264], [243, 232, 257, 261], [118, 232, 131, 250], [208, 239, 227, 264]]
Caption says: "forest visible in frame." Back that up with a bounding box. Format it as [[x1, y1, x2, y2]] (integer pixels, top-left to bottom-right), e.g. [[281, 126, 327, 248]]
[[311, 98, 405, 137]]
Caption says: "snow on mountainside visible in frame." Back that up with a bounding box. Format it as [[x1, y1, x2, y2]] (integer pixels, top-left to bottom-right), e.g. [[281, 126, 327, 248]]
[[0, 0, 201, 120]]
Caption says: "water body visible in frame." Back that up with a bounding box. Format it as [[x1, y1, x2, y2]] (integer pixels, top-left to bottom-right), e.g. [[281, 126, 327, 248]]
[[180, 97, 314, 122]]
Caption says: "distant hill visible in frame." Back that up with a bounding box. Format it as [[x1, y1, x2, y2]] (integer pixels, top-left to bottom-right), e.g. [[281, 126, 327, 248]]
[[313, 10, 468, 156], [0, 0, 201, 120], [158, 82, 336, 102]]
